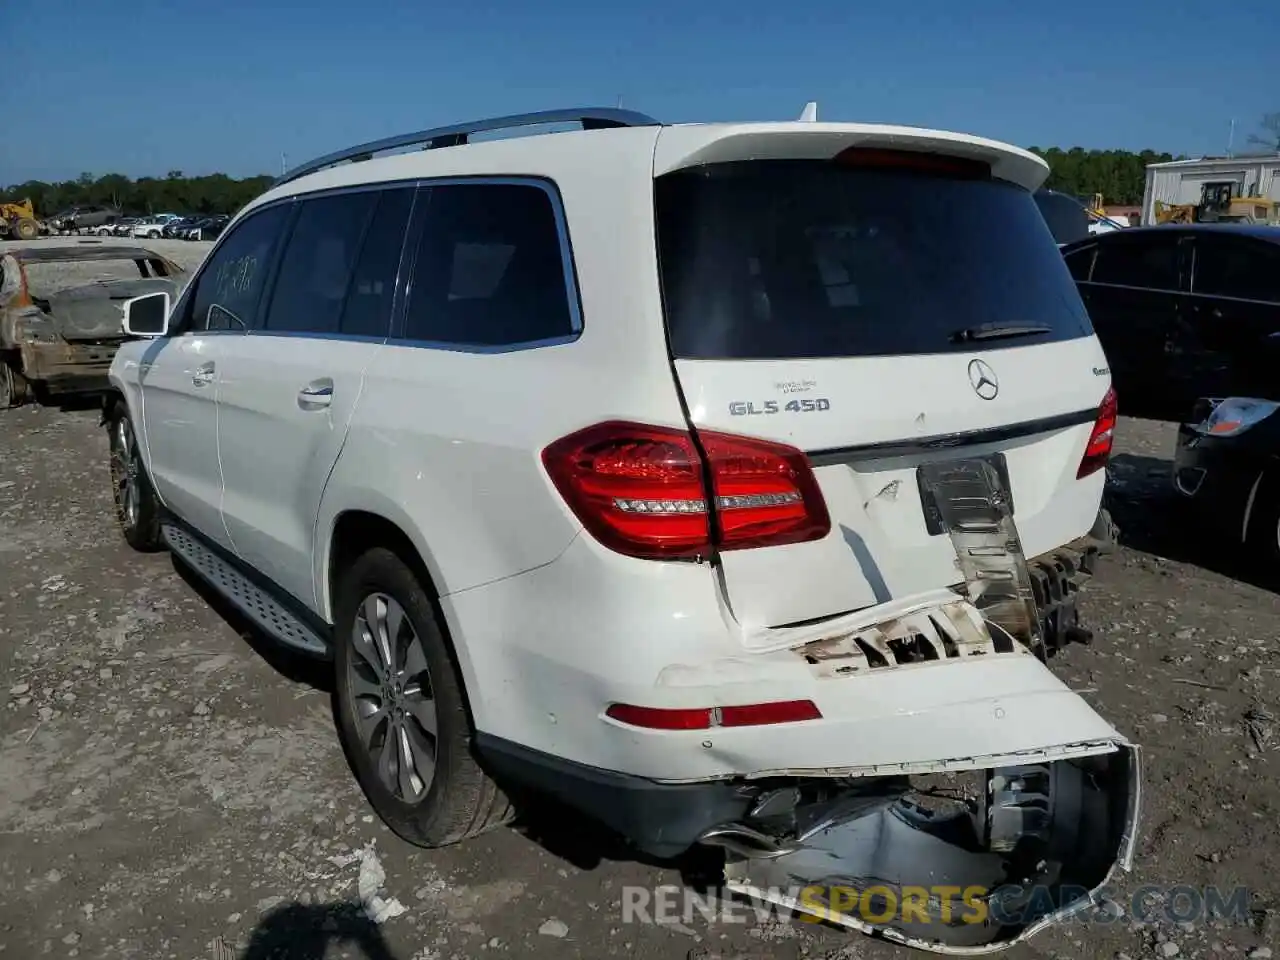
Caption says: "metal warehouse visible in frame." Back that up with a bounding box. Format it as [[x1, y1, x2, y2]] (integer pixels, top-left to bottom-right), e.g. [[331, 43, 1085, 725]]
[[1142, 154, 1280, 225]]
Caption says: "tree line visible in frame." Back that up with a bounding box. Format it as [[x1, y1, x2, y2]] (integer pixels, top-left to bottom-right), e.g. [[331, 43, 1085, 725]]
[[0, 170, 275, 219], [0, 141, 1266, 217]]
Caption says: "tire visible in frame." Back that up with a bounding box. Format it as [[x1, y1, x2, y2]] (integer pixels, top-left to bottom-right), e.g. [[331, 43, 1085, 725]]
[[13, 218, 39, 241], [333, 547, 512, 847], [98, 227, 112, 237], [0, 359, 30, 410], [148, 230, 161, 239], [106, 404, 164, 551]]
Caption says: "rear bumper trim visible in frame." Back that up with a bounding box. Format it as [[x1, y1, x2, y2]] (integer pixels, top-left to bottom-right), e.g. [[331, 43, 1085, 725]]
[[808, 407, 1098, 466]]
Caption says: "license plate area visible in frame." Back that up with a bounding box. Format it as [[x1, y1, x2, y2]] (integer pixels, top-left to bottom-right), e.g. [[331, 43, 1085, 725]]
[[917, 452, 1013, 537]]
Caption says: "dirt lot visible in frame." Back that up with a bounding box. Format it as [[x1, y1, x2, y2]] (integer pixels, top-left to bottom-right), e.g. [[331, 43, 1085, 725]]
[[1, 251, 1277, 958]]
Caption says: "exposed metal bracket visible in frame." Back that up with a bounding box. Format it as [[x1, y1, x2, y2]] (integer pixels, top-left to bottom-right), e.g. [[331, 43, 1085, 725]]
[[272, 107, 661, 189]]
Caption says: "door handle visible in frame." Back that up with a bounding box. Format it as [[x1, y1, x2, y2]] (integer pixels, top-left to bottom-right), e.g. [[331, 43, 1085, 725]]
[[298, 378, 334, 410], [192, 362, 215, 387]]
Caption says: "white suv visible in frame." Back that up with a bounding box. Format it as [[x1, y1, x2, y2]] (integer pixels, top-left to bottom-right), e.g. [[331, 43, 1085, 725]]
[[105, 108, 1139, 949]]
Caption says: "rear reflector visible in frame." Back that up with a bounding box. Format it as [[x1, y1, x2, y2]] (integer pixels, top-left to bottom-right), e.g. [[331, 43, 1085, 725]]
[[605, 699, 823, 730], [833, 147, 991, 180], [1077, 385, 1118, 479], [542, 421, 830, 560]]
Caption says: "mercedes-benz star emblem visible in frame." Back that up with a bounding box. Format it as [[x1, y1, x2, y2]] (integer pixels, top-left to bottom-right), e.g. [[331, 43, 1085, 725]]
[[967, 359, 999, 400]]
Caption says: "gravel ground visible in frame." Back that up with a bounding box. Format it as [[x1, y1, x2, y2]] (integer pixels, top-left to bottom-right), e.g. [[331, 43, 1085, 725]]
[[1, 247, 1278, 959]]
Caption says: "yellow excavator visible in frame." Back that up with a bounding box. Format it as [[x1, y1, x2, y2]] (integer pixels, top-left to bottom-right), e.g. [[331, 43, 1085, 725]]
[[0, 199, 42, 241], [1155, 181, 1280, 225]]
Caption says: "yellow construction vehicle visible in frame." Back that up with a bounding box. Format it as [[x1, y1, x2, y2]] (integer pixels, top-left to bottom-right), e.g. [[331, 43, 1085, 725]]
[[0, 199, 42, 241], [1155, 181, 1280, 225]]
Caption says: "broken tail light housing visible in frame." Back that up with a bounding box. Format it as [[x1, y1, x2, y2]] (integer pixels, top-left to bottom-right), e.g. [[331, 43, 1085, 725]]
[[605, 699, 823, 730], [541, 421, 831, 560], [1077, 385, 1118, 479]]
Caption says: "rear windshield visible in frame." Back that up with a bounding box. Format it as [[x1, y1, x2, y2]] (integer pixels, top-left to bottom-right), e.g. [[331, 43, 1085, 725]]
[[655, 159, 1093, 360]]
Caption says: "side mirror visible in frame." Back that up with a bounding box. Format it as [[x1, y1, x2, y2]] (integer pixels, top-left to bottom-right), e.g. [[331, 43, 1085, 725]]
[[122, 291, 170, 337]]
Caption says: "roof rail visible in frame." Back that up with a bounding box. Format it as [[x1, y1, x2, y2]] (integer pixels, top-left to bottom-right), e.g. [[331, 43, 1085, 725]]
[[272, 107, 661, 189]]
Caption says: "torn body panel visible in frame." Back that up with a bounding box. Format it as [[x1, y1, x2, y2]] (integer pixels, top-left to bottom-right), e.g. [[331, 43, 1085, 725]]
[[716, 741, 1139, 953], [694, 460, 1139, 951]]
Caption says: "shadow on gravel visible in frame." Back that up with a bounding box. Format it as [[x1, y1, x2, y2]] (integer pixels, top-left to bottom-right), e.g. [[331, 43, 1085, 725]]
[[170, 557, 334, 691], [236, 900, 400, 959], [510, 791, 726, 886], [1106, 454, 1280, 593]]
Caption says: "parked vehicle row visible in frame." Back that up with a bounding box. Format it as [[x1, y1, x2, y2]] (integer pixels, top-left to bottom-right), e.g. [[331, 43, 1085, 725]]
[[102, 107, 1136, 952]]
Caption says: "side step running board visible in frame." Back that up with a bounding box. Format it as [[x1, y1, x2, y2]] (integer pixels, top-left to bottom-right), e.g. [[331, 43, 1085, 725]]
[[162, 523, 330, 657]]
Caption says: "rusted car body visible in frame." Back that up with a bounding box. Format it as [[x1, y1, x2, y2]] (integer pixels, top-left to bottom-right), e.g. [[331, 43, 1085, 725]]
[[0, 244, 187, 407]]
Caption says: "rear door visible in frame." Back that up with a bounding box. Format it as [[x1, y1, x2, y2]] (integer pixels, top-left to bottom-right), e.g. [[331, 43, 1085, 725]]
[[216, 186, 415, 610], [654, 152, 1111, 631]]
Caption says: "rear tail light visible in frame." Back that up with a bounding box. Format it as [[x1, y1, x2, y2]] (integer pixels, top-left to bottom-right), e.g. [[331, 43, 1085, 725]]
[[541, 421, 831, 560], [605, 699, 822, 730], [1077, 386, 1118, 479]]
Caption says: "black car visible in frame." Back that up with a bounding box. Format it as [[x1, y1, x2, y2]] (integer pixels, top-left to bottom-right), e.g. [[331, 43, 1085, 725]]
[[1061, 224, 1280, 422], [1173, 395, 1280, 563]]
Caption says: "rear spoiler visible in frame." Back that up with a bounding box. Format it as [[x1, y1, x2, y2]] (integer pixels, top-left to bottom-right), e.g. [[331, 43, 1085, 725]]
[[652, 122, 1050, 191]]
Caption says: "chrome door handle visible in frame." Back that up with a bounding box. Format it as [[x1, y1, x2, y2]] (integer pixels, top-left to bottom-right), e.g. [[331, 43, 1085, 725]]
[[192, 362, 215, 387], [298, 378, 334, 410]]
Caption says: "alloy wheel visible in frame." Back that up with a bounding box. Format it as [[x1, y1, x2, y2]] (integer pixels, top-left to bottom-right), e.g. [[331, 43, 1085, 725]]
[[347, 593, 439, 803], [113, 418, 141, 528]]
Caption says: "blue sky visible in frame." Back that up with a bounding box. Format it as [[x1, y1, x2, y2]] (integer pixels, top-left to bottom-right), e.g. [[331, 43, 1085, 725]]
[[4, 0, 1277, 184]]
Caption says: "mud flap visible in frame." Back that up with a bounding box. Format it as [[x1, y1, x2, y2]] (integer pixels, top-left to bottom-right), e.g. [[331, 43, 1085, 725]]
[[712, 460, 1141, 952]]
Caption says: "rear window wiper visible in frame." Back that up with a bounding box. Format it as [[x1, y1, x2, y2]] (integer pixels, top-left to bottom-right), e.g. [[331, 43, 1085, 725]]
[[949, 323, 1051, 344]]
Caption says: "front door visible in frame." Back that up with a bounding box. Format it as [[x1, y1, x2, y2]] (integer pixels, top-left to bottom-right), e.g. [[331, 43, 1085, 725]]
[[141, 201, 294, 549], [137, 332, 229, 546], [1077, 230, 1185, 420]]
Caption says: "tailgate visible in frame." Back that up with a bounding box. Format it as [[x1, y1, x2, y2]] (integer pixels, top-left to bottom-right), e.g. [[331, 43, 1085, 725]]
[[655, 149, 1111, 635]]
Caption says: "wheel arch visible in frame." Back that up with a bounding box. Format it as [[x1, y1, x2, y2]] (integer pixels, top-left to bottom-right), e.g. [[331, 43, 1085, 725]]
[[320, 503, 487, 730]]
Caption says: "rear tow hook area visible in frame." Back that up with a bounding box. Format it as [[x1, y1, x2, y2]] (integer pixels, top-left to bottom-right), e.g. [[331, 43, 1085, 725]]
[[703, 744, 1140, 952]]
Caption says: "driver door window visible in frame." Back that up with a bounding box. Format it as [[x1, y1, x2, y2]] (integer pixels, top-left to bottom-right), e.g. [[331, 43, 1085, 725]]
[[178, 204, 292, 334]]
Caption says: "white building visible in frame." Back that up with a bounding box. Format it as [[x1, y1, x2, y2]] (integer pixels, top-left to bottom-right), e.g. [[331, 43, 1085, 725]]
[[1142, 154, 1280, 225]]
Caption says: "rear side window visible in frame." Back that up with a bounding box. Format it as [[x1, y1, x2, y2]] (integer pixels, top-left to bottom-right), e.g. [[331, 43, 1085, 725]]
[[656, 160, 1092, 360], [1089, 235, 1179, 290], [186, 204, 291, 333], [262, 192, 379, 334], [339, 187, 415, 337], [1193, 236, 1280, 304], [401, 182, 575, 348]]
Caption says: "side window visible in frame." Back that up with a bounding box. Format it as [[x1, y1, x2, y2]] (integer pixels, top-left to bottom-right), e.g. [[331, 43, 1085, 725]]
[[1090, 236, 1179, 290], [339, 187, 415, 338], [1064, 245, 1096, 281], [402, 182, 575, 347], [261, 192, 378, 334], [1193, 239, 1280, 304], [185, 204, 291, 333]]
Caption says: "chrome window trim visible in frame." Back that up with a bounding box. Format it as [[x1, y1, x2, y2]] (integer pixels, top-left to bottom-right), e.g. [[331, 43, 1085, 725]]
[[189, 176, 584, 353]]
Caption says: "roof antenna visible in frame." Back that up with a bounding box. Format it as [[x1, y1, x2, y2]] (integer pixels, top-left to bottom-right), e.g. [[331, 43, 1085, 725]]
[[798, 101, 818, 122]]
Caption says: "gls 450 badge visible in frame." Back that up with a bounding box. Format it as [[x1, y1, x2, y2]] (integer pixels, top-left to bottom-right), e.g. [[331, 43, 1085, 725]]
[[729, 398, 831, 416]]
